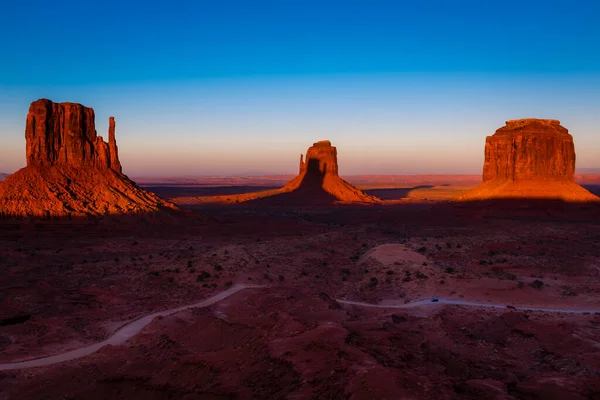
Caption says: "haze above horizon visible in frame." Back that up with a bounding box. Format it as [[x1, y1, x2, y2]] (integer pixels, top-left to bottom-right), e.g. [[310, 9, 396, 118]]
[[1, 0, 599, 176]]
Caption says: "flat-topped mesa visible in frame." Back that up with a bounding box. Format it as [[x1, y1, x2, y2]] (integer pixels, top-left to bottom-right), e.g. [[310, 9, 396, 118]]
[[483, 118, 575, 182], [25, 99, 122, 172], [458, 119, 599, 202], [505, 118, 561, 128]]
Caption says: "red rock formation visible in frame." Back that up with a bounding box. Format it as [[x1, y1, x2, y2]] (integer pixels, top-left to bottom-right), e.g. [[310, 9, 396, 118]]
[[482, 119, 575, 182], [108, 117, 122, 173], [281, 140, 379, 203], [459, 119, 599, 202], [25, 99, 122, 172], [0, 99, 177, 217]]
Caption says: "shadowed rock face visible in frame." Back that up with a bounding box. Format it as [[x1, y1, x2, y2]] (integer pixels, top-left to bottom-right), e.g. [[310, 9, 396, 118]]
[[26, 99, 121, 172], [460, 119, 598, 202], [298, 140, 339, 176], [0, 99, 176, 217], [282, 140, 378, 203], [483, 119, 575, 182]]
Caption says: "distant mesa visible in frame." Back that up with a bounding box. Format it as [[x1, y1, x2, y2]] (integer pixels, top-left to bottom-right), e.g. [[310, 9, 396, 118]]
[[192, 140, 380, 206], [279, 140, 379, 203], [0, 99, 177, 217], [458, 119, 599, 202]]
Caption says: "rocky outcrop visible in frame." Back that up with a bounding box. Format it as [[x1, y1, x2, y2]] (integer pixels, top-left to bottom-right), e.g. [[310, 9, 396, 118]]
[[482, 119, 575, 182], [281, 140, 379, 203], [459, 119, 599, 202], [25, 99, 121, 172], [0, 99, 177, 217]]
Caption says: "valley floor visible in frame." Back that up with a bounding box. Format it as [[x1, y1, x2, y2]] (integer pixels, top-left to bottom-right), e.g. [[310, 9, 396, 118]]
[[1, 184, 600, 399]]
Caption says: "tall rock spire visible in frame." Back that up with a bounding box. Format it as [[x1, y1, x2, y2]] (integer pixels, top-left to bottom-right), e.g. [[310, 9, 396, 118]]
[[108, 116, 122, 173]]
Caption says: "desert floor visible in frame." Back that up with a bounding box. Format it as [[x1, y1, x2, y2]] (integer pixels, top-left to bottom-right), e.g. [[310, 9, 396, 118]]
[[1, 177, 600, 399]]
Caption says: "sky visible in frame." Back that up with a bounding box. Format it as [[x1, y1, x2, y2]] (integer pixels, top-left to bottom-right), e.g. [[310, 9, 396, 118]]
[[1, 0, 599, 176]]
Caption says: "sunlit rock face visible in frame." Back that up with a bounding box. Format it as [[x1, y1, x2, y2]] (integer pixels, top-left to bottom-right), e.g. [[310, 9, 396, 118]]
[[482, 119, 575, 182], [26, 99, 121, 172], [459, 119, 599, 202], [0, 99, 177, 217], [282, 140, 379, 203]]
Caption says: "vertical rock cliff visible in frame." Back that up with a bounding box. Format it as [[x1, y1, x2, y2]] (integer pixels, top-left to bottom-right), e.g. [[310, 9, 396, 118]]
[[458, 119, 598, 202], [0, 99, 177, 217], [281, 140, 379, 203]]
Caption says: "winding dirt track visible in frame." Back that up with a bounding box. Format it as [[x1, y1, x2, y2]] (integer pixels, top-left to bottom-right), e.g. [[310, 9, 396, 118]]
[[0, 284, 263, 371], [1, 286, 599, 371]]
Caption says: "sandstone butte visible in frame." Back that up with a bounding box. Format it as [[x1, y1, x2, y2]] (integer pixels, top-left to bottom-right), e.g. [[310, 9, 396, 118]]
[[279, 140, 379, 203], [0, 99, 177, 217], [458, 119, 600, 202]]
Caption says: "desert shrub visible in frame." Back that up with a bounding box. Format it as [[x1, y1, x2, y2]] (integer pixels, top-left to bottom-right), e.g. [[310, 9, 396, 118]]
[[341, 268, 351, 275], [445, 267, 455, 274], [529, 280, 544, 289], [225, 281, 233, 287], [196, 271, 211, 282], [561, 286, 578, 296], [214, 264, 223, 271], [446, 242, 452, 249], [369, 277, 378, 286], [386, 270, 395, 275], [518, 281, 525, 288], [187, 260, 193, 268], [278, 275, 285, 281], [417, 247, 427, 253], [415, 271, 428, 279]]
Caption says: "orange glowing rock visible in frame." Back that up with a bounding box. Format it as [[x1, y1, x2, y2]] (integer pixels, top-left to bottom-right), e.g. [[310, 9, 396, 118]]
[[459, 119, 599, 202], [281, 140, 379, 203], [0, 99, 177, 217]]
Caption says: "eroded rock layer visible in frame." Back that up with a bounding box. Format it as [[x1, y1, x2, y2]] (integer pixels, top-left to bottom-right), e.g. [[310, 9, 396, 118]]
[[0, 99, 177, 217], [281, 140, 379, 203], [459, 119, 599, 202]]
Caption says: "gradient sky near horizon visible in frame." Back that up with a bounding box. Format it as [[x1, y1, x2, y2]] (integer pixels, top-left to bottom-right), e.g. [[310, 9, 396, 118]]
[[1, 0, 599, 176]]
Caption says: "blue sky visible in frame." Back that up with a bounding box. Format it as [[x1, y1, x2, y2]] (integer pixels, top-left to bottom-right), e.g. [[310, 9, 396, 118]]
[[1, 0, 599, 176]]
